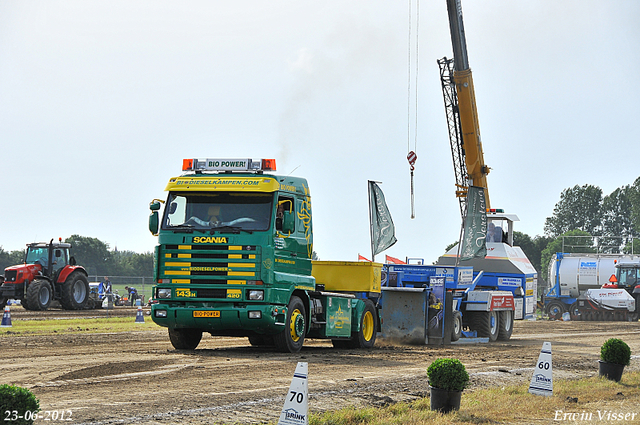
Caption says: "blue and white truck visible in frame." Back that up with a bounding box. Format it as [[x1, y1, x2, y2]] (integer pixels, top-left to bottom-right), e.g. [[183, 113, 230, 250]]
[[381, 262, 517, 343]]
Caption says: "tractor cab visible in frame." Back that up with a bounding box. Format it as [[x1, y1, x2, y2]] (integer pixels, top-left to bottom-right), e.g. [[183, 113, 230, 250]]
[[24, 241, 75, 281], [613, 261, 640, 290]]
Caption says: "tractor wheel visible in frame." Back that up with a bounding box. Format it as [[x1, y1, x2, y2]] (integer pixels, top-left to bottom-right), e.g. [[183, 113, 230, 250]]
[[168, 328, 203, 350], [26, 280, 52, 311], [451, 311, 463, 342], [345, 299, 377, 349], [0, 297, 6, 309], [60, 272, 90, 310], [497, 310, 514, 341], [469, 311, 499, 342], [21, 297, 32, 310], [274, 296, 306, 353]]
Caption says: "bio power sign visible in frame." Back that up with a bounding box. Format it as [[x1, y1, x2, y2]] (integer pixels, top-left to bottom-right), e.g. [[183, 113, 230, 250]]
[[204, 158, 251, 170]]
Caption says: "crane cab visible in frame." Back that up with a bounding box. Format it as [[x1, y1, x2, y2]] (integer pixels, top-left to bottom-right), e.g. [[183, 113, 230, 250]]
[[486, 210, 519, 246]]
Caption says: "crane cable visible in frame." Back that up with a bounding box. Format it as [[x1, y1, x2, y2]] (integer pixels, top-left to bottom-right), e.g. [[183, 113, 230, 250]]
[[407, 0, 419, 219]]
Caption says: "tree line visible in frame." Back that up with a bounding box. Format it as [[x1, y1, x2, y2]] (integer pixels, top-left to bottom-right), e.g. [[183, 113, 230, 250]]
[[514, 176, 640, 280], [0, 235, 153, 277]]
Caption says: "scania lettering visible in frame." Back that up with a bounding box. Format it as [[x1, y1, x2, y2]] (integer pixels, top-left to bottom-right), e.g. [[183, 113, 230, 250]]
[[149, 158, 381, 352]]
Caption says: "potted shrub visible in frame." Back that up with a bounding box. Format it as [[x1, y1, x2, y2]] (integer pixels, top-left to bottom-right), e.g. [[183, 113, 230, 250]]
[[427, 358, 469, 413], [599, 338, 631, 382], [0, 384, 40, 425]]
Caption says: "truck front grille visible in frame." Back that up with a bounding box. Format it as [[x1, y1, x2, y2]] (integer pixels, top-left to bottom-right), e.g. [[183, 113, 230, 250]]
[[160, 244, 259, 284], [191, 289, 227, 298]]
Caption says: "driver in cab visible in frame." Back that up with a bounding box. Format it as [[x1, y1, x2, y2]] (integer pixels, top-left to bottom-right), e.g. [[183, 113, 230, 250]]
[[188, 205, 222, 227]]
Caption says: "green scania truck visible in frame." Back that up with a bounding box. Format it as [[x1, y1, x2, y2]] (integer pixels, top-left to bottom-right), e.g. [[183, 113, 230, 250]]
[[148, 158, 380, 352]]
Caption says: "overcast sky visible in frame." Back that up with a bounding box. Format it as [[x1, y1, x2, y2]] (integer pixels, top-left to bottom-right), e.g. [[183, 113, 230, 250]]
[[1, 1, 639, 264]]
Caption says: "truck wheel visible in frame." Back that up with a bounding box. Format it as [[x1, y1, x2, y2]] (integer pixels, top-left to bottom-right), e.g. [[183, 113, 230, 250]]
[[568, 302, 580, 320], [346, 299, 377, 349], [168, 328, 203, 350], [470, 311, 499, 342], [545, 301, 565, 318], [60, 272, 90, 310], [497, 310, 513, 340], [248, 335, 274, 346], [331, 339, 350, 349], [26, 280, 52, 311], [451, 311, 462, 342], [274, 296, 306, 353]]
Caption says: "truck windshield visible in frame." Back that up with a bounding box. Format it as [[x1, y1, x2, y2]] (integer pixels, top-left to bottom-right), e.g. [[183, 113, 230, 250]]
[[162, 192, 273, 232]]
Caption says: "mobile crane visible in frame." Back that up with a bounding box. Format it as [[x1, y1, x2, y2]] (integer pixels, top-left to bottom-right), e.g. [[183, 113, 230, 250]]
[[435, 0, 537, 325], [380, 0, 532, 344]]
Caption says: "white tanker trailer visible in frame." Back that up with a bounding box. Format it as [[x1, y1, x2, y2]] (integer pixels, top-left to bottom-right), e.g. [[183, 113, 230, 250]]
[[544, 253, 640, 318]]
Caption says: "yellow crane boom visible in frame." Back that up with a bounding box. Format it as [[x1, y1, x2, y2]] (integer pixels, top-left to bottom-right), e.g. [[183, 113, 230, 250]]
[[440, 0, 491, 212]]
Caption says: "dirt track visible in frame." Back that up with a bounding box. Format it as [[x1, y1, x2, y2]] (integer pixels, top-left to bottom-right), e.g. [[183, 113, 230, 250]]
[[2, 309, 640, 425]]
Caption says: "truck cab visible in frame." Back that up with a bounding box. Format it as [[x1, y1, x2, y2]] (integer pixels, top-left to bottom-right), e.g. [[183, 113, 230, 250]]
[[149, 158, 379, 352]]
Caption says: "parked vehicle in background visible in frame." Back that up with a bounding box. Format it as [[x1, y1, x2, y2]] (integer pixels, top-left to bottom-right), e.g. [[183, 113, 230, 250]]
[[0, 239, 90, 310], [545, 252, 640, 319]]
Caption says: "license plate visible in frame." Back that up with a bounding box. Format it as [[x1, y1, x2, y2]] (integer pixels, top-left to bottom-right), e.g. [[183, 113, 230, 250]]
[[193, 311, 220, 318]]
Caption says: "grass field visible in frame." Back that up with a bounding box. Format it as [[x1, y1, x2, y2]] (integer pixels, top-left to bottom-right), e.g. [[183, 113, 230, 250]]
[[0, 316, 161, 335], [303, 372, 640, 425]]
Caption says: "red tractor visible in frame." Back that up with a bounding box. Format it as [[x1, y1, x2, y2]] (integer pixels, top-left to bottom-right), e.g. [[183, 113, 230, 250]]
[[0, 239, 90, 310]]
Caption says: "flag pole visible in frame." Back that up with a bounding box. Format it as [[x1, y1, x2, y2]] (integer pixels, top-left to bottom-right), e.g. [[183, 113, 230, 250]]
[[455, 194, 469, 268], [368, 181, 375, 262]]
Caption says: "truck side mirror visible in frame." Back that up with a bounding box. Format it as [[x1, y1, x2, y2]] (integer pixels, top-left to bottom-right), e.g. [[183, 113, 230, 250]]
[[149, 200, 162, 235], [149, 212, 159, 236], [282, 211, 295, 233]]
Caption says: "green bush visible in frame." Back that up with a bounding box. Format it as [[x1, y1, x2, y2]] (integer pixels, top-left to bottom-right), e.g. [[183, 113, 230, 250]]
[[427, 358, 469, 392], [0, 385, 40, 425], [601, 338, 631, 366]]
